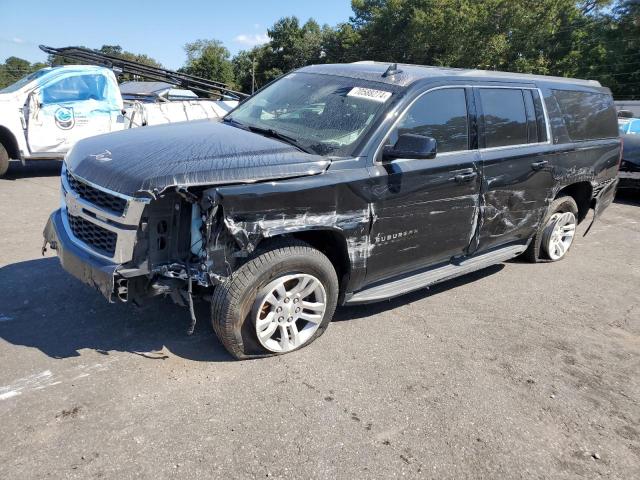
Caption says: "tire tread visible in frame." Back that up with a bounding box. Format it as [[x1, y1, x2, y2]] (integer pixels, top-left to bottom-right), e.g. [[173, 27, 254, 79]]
[[211, 239, 338, 359]]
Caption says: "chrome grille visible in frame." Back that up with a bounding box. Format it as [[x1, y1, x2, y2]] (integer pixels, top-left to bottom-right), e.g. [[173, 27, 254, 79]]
[[67, 212, 117, 256], [66, 170, 127, 216]]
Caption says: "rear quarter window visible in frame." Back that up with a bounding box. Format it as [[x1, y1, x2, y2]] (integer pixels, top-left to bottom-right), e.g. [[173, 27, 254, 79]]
[[552, 90, 618, 141]]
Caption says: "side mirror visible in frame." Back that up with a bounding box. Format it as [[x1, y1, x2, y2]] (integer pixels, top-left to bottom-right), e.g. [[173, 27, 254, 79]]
[[382, 133, 437, 161]]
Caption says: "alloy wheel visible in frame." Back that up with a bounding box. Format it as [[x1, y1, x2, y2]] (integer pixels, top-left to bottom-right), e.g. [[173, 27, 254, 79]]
[[253, 273, 327, 353], [542, 211, 577, 260]]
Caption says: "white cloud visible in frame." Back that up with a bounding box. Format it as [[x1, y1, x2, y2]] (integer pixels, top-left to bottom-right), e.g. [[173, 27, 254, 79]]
[[11, 37, 25, 44], [234, 33, 269, 48]]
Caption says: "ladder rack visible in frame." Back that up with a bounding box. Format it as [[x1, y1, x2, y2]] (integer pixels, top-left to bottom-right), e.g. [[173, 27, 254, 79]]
[[39, 45, 248, 100]]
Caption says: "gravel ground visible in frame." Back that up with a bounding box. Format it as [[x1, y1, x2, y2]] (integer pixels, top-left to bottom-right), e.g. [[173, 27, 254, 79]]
[[1, 160, 639, 479]]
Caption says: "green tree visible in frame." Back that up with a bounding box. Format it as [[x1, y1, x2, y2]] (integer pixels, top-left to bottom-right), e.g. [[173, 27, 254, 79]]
[[0, 57, 48, 89], [98, 45, 162, 68], [322, 23, 362, 63], [345, 0, 640, 98], [181, 39, 235, 86], [232, 46, 273, 93], [267, 17, 329, 72]]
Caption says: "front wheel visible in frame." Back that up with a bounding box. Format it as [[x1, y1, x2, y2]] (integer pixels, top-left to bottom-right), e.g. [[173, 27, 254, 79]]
[[0, 143, 9, 177], [211, 239, 338, 359]]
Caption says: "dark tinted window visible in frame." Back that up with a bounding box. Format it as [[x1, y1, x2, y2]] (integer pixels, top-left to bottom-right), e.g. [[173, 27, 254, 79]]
[[553, 90, 618, 141], [479, 88, 528, 148], [391, 88, 469, 153]]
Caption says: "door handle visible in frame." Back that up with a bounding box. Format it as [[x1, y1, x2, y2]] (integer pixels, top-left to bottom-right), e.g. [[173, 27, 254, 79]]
[[454, 171, 478, 183], [531, 160, 548, 171]]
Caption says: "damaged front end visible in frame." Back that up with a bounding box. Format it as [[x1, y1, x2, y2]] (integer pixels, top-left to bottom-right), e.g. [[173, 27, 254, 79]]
[[43, 164, 238, 314], [42, 117, 336, 317]]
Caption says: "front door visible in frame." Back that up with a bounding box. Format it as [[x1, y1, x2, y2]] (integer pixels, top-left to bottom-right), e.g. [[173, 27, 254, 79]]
[[365, 87, 481, 284], [473, 86, 556, 253], [26, 73, 117, 156]]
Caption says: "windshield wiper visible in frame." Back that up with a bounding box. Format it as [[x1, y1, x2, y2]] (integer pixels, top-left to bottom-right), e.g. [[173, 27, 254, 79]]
[[222, 117, 249, 130], [246, 125, 314, 154], [223, 117, 314, 154]]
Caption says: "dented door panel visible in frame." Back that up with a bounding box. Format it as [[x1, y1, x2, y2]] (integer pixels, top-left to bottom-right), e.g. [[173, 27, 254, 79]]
[[365, 152, 481, 284], [477, 145, 556, 252]]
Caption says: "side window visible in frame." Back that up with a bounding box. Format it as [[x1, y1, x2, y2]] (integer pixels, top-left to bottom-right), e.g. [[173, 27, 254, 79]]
[[41, 74, 107, 105], [478, 88, 528, 148], [629, 120, 640, 135], [388, 88, 469, 154], [552, 89, 618, 141]]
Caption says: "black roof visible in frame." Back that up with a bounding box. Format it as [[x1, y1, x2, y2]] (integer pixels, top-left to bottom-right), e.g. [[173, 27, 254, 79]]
[[299, 62, 603, 89]]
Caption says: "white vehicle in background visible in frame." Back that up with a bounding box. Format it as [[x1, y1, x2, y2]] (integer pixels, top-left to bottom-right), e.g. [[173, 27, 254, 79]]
[[0, 45, 247, 177]]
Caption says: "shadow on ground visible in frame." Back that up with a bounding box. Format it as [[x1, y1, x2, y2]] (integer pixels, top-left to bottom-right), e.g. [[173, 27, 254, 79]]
[[0, 257, 233, 362], [0, 257, 505, 362], [615, 190, 640, 206], [2, 159, 62, 180], [334, 264, 504, 321]]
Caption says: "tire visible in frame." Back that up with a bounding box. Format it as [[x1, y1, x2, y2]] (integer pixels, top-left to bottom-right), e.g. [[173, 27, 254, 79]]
[[522, 196, 579, 263], [211, 239, 339, 359], [0, 143, 9, 177]]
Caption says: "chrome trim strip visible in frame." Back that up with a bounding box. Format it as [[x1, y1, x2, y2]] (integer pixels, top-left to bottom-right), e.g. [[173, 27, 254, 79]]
[[61, 167, 144, 227], [64, 166, 150, 204]]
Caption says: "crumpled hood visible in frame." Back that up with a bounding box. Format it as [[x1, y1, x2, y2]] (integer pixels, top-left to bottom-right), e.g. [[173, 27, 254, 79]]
[[66, 119, 330, 197]]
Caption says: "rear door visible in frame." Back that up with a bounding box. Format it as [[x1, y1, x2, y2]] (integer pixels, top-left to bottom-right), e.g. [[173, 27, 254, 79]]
[[365, 87, 481, 284], [26, 72, 120, 155], [473, 86, 555, 253]]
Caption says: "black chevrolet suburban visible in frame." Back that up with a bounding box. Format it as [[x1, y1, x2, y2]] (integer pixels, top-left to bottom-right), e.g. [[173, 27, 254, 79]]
[[43, 62, 621, 359]]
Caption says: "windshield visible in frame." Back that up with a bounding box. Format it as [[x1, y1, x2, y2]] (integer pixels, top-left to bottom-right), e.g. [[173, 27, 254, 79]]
[[0, 68, 51, 94], [225, 72, 397, 156]]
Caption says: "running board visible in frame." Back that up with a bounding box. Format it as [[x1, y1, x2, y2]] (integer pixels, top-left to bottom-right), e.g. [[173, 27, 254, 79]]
[[345, 244, 527, 305]]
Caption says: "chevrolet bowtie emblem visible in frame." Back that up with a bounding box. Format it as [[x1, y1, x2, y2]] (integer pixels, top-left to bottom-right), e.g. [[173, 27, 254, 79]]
[[88, 150, 112, 162]]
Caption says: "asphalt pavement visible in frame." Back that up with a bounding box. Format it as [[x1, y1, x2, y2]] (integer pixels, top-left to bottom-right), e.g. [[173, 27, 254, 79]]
[[1, 160, 639, 479]]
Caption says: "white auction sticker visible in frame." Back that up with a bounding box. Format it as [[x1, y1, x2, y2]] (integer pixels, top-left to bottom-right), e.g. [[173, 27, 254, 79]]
[[347, 87, 392, 103]]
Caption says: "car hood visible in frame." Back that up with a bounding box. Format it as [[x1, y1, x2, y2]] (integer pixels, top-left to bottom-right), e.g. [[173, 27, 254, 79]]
[[66, 120, 330, 197], [622, 134, 640, 165]]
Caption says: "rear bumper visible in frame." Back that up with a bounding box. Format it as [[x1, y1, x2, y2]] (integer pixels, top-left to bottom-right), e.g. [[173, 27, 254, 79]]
[[43, 209, 118, 301]]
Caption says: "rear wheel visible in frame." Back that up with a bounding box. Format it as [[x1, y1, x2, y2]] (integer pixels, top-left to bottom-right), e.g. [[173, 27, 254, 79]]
[[523, 196, 579, 262], [0, 143, 9, 177], [542, 211, 577, 260], [211, 239, 338, 359]]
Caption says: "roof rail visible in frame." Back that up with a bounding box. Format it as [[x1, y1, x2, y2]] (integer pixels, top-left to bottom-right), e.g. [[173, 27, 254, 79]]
[[39, 45, 249, 100]]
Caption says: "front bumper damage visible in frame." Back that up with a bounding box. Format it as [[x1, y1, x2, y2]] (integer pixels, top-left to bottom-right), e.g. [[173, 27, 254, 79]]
[[43, 209, 119, 301]]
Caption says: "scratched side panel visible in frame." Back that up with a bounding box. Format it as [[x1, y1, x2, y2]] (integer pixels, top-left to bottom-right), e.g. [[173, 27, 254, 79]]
[[207, 159, 375, 292], [477, 146, 554, 252], [477, 140, 620, 254], [364, 152, 481, 284]]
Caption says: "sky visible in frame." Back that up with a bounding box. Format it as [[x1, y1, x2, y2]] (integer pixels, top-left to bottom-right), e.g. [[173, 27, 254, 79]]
[[0, 0, 355, 69]]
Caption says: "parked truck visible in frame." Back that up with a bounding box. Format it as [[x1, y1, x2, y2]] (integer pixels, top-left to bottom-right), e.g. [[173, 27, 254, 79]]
[[0, 46, 246, 176], [43, 62, 621, 359]]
